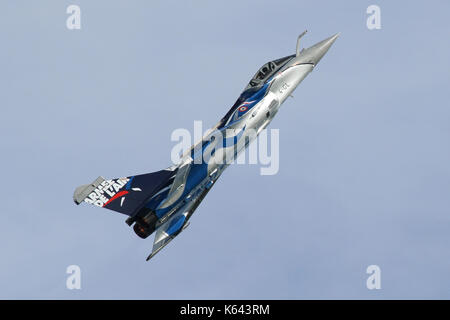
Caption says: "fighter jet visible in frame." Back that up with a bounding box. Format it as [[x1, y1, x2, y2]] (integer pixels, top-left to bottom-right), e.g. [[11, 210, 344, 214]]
[[73, 32, 339, 261]]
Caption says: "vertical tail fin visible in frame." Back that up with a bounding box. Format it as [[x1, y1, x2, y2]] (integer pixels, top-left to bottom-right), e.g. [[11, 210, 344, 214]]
[[73, 168, 178, 217]]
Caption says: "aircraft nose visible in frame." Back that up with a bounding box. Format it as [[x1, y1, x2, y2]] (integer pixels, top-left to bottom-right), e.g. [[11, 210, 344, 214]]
[[305, 32, 340, 65]]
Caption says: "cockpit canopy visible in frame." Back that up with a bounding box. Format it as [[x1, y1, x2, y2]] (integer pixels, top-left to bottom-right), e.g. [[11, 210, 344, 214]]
[[244, 55, 295, 90], [217, 54, 295, 129]]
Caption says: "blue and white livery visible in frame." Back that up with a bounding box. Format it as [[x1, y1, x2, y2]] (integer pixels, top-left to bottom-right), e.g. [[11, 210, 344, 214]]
[[73, 32, 339, 261]]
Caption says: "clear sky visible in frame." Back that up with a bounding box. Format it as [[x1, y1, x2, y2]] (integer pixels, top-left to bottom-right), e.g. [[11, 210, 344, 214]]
[[1, 1, 449, 299]]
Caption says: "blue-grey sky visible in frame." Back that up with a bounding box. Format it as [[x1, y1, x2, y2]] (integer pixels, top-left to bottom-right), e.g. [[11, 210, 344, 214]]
[[1, 1, 449, 299]]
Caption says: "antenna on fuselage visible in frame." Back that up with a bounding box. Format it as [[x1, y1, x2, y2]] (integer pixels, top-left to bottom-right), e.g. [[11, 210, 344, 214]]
[[296, 30, 308, 56]]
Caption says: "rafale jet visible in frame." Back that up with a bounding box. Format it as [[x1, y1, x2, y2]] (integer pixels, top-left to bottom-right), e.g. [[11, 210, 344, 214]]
[[73, 32, 339, 260]]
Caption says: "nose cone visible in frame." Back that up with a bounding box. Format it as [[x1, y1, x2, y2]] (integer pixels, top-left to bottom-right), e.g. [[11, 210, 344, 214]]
[[297, 32, 340, 66]]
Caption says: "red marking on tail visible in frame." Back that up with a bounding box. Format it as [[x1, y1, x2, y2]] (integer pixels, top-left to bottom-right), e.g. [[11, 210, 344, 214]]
[[103, 190, 129, 207]]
